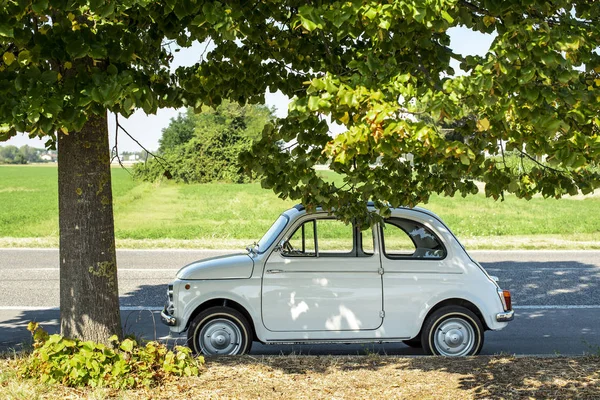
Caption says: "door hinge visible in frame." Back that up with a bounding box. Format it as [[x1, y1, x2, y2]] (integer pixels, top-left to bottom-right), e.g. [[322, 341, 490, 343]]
[[378, 267, 384, 275], [379, 310, 385, 318]]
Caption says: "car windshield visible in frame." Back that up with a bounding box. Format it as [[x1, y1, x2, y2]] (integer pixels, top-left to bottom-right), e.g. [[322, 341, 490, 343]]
[[256, 214, 289, 253]]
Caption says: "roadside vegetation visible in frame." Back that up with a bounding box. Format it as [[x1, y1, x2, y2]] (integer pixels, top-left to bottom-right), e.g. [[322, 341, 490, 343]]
[[2, 353, 599, 399], [132, 101, 275, 184], [1, 165, 599, 250]]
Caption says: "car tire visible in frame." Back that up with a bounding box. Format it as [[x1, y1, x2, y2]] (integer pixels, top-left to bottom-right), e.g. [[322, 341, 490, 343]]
[[187, 306, 253, 355], [421, 306, 484, 356], [402, 338, 422, 348]]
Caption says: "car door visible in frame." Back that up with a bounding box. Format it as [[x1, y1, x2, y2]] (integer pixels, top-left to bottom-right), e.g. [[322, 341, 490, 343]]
[[261, 216, 384, 332], [379, 216, 461, 337]]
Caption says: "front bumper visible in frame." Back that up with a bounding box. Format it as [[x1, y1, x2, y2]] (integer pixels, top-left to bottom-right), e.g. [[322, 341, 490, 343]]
[[160, 306, 176, 326], [496, 310, 514, 322]]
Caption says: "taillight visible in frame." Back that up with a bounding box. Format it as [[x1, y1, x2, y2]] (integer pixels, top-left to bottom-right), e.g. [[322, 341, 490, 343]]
[[503, 290, 512, 311], [497, 288, 512, 311]]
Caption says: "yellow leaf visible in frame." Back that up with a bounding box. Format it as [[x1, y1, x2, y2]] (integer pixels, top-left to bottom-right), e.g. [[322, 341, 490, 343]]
[[60, 127, 68, 134], [339, 112, 349, 125], [483, 16, 496, 27], [595, 78, 600, 86], [64, 61, 72, 69], [57, 72, 62, 81], [67, 12, 75, 21], [2, 52, 15, 66], [477, 117, 490, 131]]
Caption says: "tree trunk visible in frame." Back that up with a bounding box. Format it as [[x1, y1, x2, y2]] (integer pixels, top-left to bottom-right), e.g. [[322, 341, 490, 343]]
[[58, 112, 122, 343]]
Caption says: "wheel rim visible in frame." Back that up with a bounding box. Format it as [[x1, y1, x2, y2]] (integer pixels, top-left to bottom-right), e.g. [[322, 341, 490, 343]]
[[199, 318, 243, 355], [433, 317, 475, 356]]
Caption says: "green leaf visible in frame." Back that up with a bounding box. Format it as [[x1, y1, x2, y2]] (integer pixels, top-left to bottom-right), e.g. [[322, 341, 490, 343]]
[[298, 5, 324, 31], [32, 0, 49, 13], [120, 339, 134, 353], [2, 52, 15, 66], [307, 96, 320, 111], [0, 23, 13, 38], [460, 154, 470, 166], [440, 10, 454, 24]]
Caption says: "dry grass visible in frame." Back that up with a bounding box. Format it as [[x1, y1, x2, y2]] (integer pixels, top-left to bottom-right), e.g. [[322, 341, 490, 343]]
[[2, 355, 599, 399]]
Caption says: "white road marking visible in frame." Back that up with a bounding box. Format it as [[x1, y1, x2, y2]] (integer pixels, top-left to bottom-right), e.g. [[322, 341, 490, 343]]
[[5, 268, 178, 272], [513, 305, 600, 309], [0, 306, 163, 311], [0, 248, 234, 253], [486, 267, 599, 271]]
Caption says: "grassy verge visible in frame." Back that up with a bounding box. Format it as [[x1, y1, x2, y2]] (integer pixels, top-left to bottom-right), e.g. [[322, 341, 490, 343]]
[[2, 355, 599, 399], [1, 165, 599, 250]]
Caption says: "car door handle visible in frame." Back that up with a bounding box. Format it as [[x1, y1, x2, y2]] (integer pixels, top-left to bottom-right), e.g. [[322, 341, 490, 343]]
[[266, 269, 284, 274]]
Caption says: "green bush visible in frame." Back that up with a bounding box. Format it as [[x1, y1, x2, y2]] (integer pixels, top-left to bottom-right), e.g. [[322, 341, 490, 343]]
[[19, 322, 203, 388], [134, 101, 274, 184]]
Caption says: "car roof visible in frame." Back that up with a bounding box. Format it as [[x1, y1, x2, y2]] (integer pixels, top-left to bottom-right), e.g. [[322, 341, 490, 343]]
[[288, 203, 444, 222]]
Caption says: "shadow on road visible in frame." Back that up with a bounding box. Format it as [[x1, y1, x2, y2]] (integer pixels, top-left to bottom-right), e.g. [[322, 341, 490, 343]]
[[480, 260, 600, 305]]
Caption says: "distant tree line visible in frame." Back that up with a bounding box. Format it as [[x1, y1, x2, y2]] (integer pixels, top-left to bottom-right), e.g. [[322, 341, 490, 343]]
[[0, 145, 51, 164], [133, 100, 274, 183]]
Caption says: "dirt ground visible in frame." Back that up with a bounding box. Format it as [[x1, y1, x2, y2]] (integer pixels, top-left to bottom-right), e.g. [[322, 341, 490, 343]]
[[2, 355, 599, 399]]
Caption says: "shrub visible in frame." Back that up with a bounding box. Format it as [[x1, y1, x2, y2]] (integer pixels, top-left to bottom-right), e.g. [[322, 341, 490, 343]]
[[133, 101, 274, 184], [18, 322, 203, 388]]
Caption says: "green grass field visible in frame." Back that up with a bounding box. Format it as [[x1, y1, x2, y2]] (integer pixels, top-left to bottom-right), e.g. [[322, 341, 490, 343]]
[[0, 165, 598, 249]]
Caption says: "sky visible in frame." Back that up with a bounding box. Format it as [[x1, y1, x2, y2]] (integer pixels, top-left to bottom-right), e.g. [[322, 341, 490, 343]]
[[4, 27, 495, 153]]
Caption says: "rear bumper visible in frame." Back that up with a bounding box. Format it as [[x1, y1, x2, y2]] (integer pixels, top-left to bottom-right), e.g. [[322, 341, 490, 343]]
[[160, 306, 177, 326], [496, 310, 514, 322]]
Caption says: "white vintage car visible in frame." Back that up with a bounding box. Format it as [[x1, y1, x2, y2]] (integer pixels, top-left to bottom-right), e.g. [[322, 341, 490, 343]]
[[161, 204, 513, 356]]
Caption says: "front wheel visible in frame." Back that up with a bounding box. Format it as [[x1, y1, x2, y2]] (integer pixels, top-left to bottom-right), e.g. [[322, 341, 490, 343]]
[[187, 306, 253, 355], [421, 306, 484, 356]]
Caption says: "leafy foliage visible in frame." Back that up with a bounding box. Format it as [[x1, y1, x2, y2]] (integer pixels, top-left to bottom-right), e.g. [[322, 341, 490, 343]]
[[157, 108, 197, 154], [19, 322, 203, 389], [236, 1, 600, 224], [134, 101, 274, 183]]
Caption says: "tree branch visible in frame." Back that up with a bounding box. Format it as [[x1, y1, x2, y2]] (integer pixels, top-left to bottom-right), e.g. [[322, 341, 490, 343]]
[[114, 114, 172, 172], [517, 149, 565, 175], [110, 114, 130, 174]]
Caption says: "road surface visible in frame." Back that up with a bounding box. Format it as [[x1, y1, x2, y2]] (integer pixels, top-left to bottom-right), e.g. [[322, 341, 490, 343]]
[[1, 249, 598, 355]]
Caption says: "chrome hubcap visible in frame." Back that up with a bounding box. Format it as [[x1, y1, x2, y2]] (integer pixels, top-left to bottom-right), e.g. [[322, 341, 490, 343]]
[[434, 317, 475, 356], [199, 318, 242, 355]]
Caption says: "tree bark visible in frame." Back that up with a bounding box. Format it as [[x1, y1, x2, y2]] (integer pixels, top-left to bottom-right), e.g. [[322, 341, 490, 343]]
[[58, 112, 122, 343]]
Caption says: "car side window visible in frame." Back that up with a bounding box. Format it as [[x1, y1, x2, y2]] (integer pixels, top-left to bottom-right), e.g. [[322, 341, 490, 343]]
[[381, 218, 446, 259], [317, 219, 353, 255], [281, 218, 373, 257]]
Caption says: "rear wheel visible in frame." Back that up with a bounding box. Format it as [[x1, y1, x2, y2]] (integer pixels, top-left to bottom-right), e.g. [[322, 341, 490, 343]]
[[187, 306, 253, 355], [421, 306, 484, 356]]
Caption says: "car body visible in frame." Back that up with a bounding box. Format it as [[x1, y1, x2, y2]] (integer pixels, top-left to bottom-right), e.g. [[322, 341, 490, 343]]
[[161, 204, 513, 356]]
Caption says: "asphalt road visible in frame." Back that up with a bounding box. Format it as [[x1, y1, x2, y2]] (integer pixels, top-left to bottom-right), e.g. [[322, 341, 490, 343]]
[[1, 249, 599, 356]]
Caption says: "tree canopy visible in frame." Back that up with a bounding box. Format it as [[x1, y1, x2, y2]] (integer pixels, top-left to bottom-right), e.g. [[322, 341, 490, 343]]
[[240, 1, 600, 223], [135, 101, 274, 183]]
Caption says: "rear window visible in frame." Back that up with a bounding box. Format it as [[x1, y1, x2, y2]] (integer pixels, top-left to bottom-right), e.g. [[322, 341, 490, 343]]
[[381, 218, 446, 259]]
